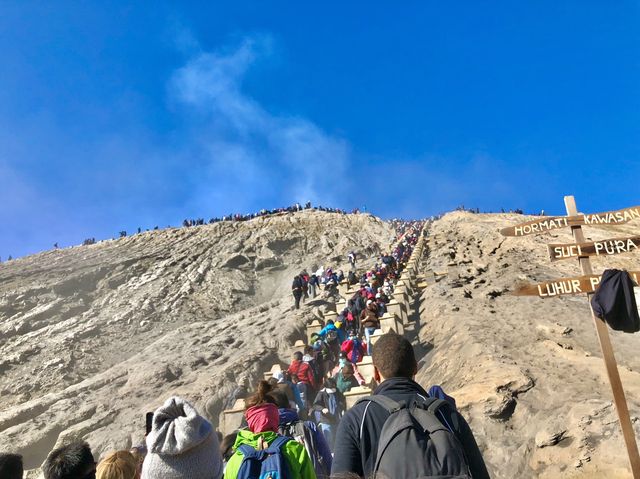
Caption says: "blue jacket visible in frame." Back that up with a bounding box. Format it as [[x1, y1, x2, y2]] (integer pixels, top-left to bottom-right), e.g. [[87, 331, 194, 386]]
[[318, 323, 346, 343]]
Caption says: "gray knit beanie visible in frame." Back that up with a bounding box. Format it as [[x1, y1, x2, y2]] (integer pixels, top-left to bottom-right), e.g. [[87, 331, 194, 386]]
[[141, 396, 223, 479]]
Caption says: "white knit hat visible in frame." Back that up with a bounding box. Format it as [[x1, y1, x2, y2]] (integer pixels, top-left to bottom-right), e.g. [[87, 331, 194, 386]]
[[141, 397, 222, 479], [272, 370, 285, 383]]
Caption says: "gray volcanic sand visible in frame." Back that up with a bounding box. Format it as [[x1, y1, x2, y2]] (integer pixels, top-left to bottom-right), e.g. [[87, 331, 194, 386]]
[[418, 211, 640, 478], [0, 211, 394, 477], [3, 209, 640, 478]]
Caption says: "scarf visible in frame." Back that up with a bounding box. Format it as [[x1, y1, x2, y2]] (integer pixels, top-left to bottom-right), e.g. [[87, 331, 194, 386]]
[[245, 403, 280, 433]]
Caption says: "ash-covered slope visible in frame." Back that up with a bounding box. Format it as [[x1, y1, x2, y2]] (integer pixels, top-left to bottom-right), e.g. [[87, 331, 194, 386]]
[[0, 211, 394, 473], [418, 212, 640, 479]]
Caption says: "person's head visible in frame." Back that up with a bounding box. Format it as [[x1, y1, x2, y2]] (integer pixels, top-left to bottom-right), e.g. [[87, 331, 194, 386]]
[[0, 453, 23, 479], [127, 448, 144, 478], [96, 451, 138, 479], [244, 381, 280, 433], [219, 432, 238, 463], [372, 333, 417, 381], [272, 370, 285, 383], [142, 396, 222, 479], [327, 319, 334, 326], [43, 441, 96, 479], [267, 377, 278, 387], [341, 363, 354, 377], [292, 351, 303, 361], [268, 389, 290, 409], [245, 380, 278, 409], [323, 377, 337, 391], [303, 345, 314, 356], [347, 329, 357, 339]]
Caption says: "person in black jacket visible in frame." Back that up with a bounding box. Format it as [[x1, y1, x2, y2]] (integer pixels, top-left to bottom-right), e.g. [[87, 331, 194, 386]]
[[312, 377, 346, 449], [292, 275, 303, 309], [331, 333, 490, 479]]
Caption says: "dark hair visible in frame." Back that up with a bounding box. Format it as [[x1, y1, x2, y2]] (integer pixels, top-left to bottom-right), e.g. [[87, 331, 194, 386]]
[[220, 432, 238, 462], [267, 377, 278, 387], [324, 377, 337, 389], [341, 363, 354, 374], [292, 351, 303, 361], [245, 380, 280, 410], [43, 441, 96, 479], [372, 333, 417, 379], [0, 453, 23, 479], [268, 388, 290, 409], [303, 345, 314, 355]]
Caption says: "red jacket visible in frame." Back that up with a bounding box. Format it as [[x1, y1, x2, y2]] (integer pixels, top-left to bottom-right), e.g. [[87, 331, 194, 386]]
[[287, 360, 315, 387]]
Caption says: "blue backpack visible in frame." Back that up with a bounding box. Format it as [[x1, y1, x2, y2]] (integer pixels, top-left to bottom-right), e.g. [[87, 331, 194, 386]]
[[236, 435, 292, 479]]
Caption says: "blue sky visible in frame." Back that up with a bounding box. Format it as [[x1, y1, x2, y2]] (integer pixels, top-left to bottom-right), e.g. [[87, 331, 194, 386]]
[[1, 2, 639, 258]]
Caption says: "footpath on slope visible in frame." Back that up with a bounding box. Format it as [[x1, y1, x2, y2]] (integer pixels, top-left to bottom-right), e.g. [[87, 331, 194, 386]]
[[220, 220, 431, 433]]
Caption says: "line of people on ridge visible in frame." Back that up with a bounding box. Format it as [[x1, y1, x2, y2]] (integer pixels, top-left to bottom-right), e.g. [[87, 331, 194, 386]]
[[183, 203, 358, 227], [0, 334, 490, 479]]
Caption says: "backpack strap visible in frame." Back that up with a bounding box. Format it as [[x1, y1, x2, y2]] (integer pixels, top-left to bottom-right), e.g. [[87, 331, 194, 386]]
[[265, 435, 290, 454], [353, 394, 404, 413], [411, 398, 452, 435], [237, 444, 266, 460]]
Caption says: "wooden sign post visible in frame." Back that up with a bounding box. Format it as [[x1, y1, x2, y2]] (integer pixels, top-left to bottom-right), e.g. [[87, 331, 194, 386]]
[[564, 196, 640, 477], [502, 196, 640, 477]]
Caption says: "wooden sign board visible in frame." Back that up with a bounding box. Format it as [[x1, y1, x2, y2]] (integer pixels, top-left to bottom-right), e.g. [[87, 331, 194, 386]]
[[513, 271, 640, 298], [500, 206, 640, 237], [507, 196, 640, 477], [548, 236, 640, 262]]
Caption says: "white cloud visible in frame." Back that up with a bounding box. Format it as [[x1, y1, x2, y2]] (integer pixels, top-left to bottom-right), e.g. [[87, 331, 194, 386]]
[[170, 37, 352, 206]]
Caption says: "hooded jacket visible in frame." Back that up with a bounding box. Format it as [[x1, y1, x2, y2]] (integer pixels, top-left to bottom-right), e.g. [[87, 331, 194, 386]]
[[288, 359, 316, 387], [317, 323, 346, 343], [223, 430, 316, 479], [335, 370, 362, 393], [331, 377, 490, 479], [312, 388, 346, 425]]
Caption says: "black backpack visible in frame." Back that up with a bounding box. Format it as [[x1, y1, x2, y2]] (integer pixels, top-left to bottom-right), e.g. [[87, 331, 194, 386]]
[[355, 395, 472, 479]]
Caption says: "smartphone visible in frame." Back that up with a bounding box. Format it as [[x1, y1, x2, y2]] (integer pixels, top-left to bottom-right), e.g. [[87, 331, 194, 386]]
[[145, 412, 154, 436]]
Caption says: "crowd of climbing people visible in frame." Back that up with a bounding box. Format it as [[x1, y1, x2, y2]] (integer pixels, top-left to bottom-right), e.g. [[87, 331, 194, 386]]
[[0, 220, 490, 479], [182, 203, 358, 228]]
